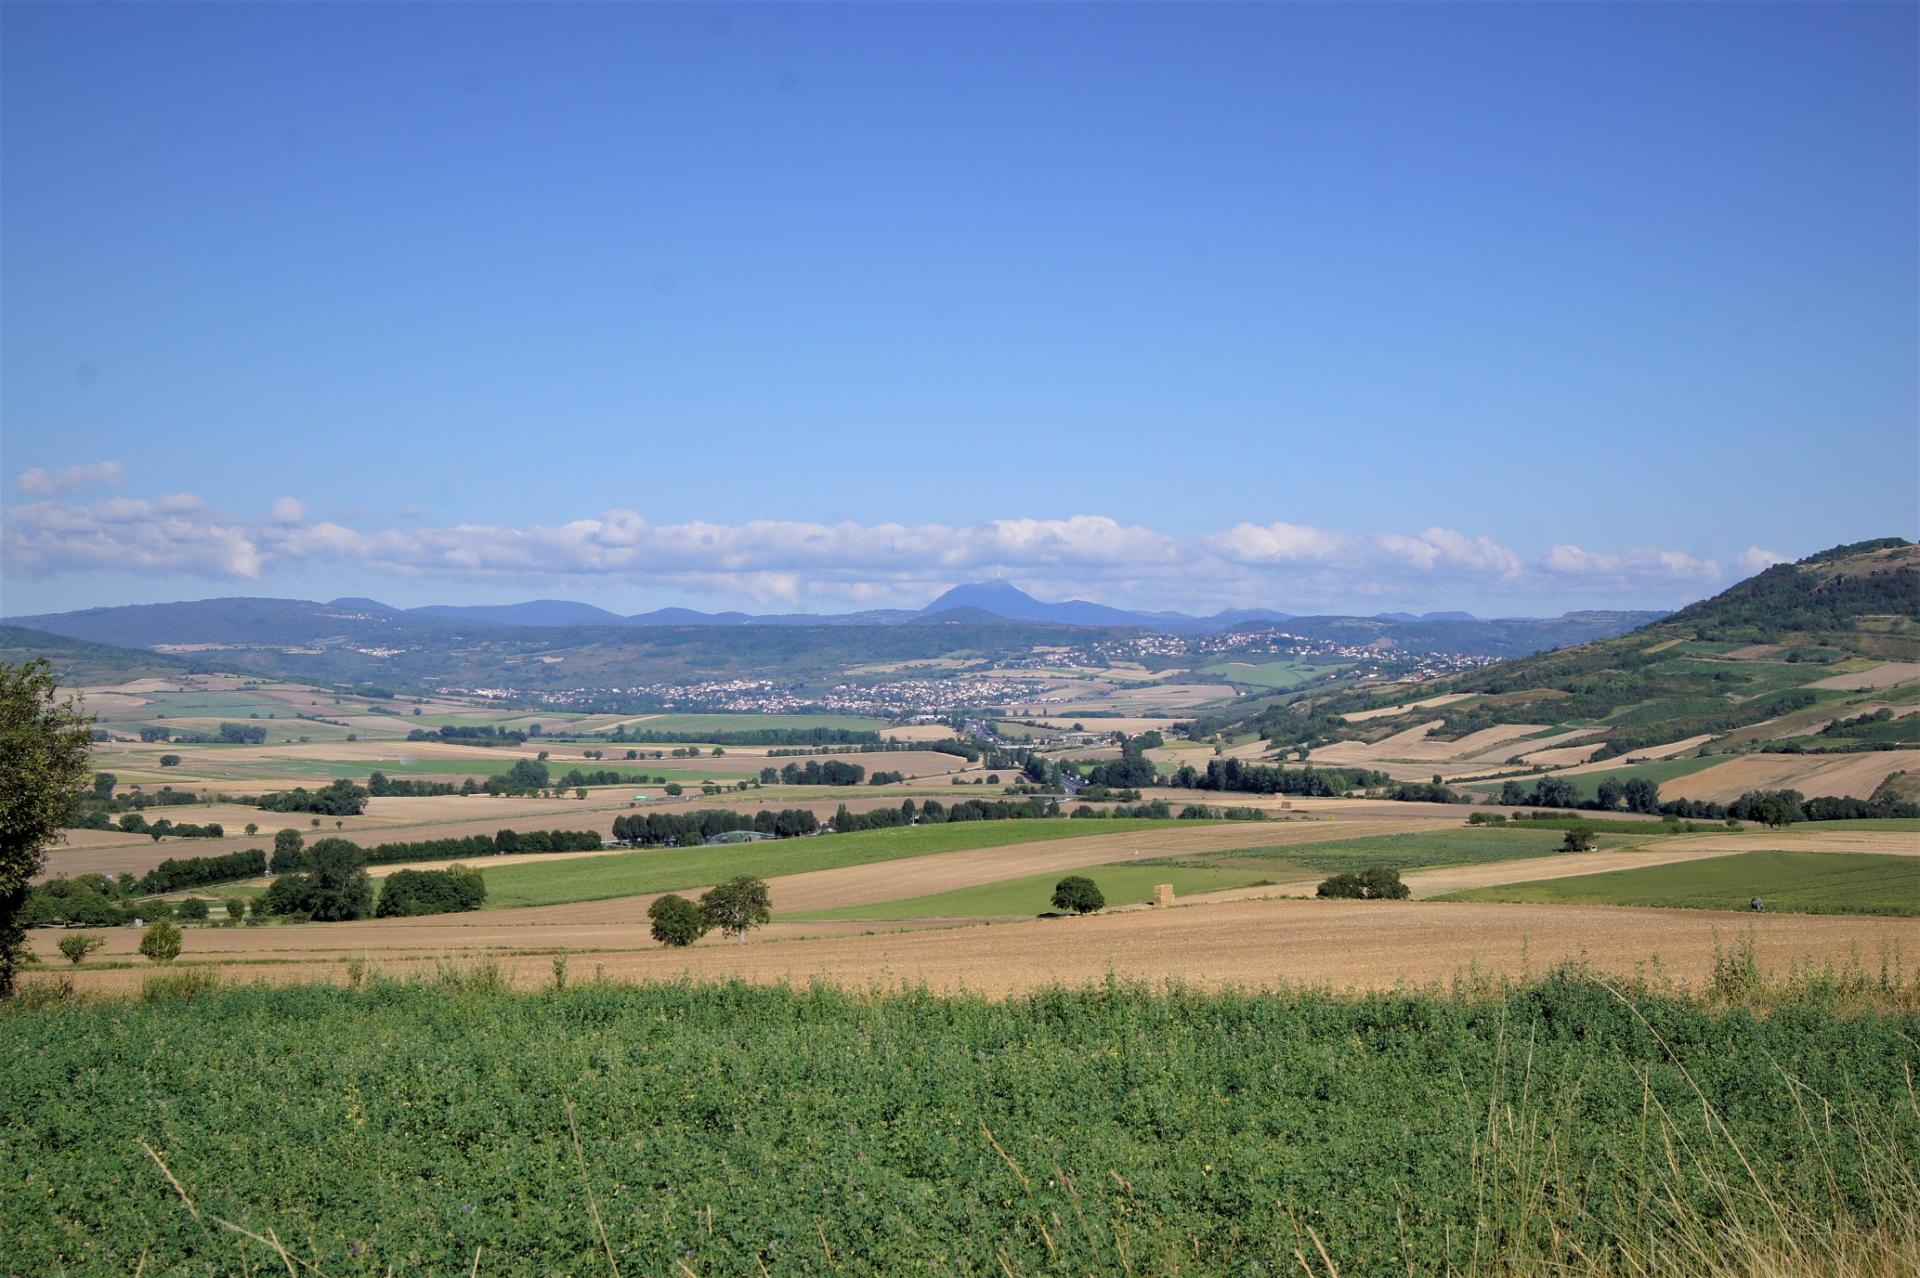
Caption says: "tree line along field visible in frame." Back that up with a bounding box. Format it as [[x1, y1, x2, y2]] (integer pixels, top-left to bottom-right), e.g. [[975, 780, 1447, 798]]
[[4, 973, 1916, 1276]]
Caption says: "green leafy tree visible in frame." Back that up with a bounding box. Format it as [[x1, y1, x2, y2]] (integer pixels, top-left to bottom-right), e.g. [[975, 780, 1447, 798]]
[[178, 898, 210, 922], [304, 839, 373, 921], [1051, 875, 1105, 914], [159, 754, 181, 767], [91, 772, 117, 802], [1623, 778, 1661, 815], [699, 876, 771, 943], [1560, 826, 1596, 853], [57, 932, 104, 965], [138, 919, 183, 963], [648, 894, 709, 947], [271, 828, 304, 873], [224, 899, 245, 921], [1595, 779, 1624, 812], [1, 660, 96, 997]]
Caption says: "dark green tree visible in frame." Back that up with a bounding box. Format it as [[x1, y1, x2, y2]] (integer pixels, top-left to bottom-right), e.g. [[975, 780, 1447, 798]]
[[304, 838, 373, 921], [271, 828, 304, 873], [1, 660, 96, 997], [648, 893, 708, 947], [1051, 875, 1105, 914]]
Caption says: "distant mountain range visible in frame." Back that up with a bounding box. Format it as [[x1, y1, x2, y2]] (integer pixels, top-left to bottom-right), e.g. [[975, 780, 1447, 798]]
[[5, 579, 1651, 644]]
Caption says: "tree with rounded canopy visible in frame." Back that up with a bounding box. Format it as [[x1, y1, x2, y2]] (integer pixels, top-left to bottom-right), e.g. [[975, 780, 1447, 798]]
[[1560, 826, 1596, 853], [648, 894, 708, 947], [0, 660, 96, 997], [57, 933, 104, 965], [1052, 875, 1105, 915], [698, 876, 771, 943], [138, 919, 183, 963]]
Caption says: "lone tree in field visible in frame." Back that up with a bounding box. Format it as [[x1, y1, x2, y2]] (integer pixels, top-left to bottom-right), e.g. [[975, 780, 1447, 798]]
[[1316, 866, 1411, 900], [1560, 826, 1596, 853], [699, 876, 772, 943], [0, 660, 95, 998], [648, 894, 709, 947], [1052, 875, 1105, 915], [139, 919, 183, 964], [57, 933, 104, 966]]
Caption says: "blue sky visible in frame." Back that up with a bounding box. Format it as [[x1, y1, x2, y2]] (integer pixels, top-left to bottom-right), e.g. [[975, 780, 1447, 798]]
[[3, 2, 1915, 618]]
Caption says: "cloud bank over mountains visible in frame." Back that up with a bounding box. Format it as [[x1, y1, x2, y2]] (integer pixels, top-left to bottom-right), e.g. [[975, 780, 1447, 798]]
[[3, 460, 1781, 613]]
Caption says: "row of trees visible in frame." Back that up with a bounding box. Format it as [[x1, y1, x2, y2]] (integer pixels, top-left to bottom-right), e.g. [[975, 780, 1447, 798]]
[[1494, 776, 1663, 814], [375, 865, 486, 917], [759, 760, 867, 786], [1173, 758, 1390, 797], [268, 827, 603, 874], [612, 808, 821, 847], [256, 779, 370, 816]]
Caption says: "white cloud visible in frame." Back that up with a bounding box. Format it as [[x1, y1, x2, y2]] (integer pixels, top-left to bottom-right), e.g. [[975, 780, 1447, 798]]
[[0, 482, 1750, 611], [1736, 546, 1788, 575], [15, 460, 124, 495], [1541, 543, 1721, 583]]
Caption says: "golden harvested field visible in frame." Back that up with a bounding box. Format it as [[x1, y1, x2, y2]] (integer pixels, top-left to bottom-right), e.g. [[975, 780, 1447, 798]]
[[1659, 749, 1920, 803], [41, 898, 1919, 1000], [1807, 661, 1920, 691]]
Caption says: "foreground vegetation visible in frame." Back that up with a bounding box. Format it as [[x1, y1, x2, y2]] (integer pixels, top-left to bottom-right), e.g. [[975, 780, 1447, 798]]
[[4, 968, 1917, 1276]]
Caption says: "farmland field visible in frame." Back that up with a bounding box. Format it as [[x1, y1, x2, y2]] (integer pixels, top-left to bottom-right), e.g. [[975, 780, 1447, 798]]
[[1446, 849, 1920, 916], [477, 818, 1203, 909], [4, 976, 1915, 1276], [795, 861, 1276, 919]]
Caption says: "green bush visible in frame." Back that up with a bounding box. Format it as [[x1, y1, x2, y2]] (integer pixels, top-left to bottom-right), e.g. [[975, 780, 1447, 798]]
[[376, 865, 486, 917], [137, 919, 182, 963], [1051, 875, 1105, 914], [1316, 866, 1411, 899], [56, 933, 103, 965]]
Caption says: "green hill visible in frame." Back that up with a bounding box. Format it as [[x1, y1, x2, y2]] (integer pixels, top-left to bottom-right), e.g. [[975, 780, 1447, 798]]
[[1207, 539, 1919, 763]]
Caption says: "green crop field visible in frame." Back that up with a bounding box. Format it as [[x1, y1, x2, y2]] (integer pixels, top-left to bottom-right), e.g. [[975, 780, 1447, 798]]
[[4, 976, 1914, 1276], [478, 818, 1202, 909], [1170, 825, 1648, 875], [796, 862, 1273, 920], [1194, 657, 1346, 690], [1444, 850, 1920, 916]]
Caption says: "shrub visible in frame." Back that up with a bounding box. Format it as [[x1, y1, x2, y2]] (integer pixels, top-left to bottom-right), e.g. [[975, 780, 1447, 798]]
[[648, 894, 708, 947], [56, 933, 104, 965], [177, 898, 210, 922], [1051, 875, 1105, 915], [158, 754, 181, 767], [1560, 826, 1596, 853], [138, 919, 183, 963], [1317, 866, 1410, 900], [224, 899, 245, 921]]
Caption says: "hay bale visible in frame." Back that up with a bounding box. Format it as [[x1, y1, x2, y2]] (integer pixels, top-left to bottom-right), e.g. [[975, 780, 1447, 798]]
[[1153, 883, 1175, 908]]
